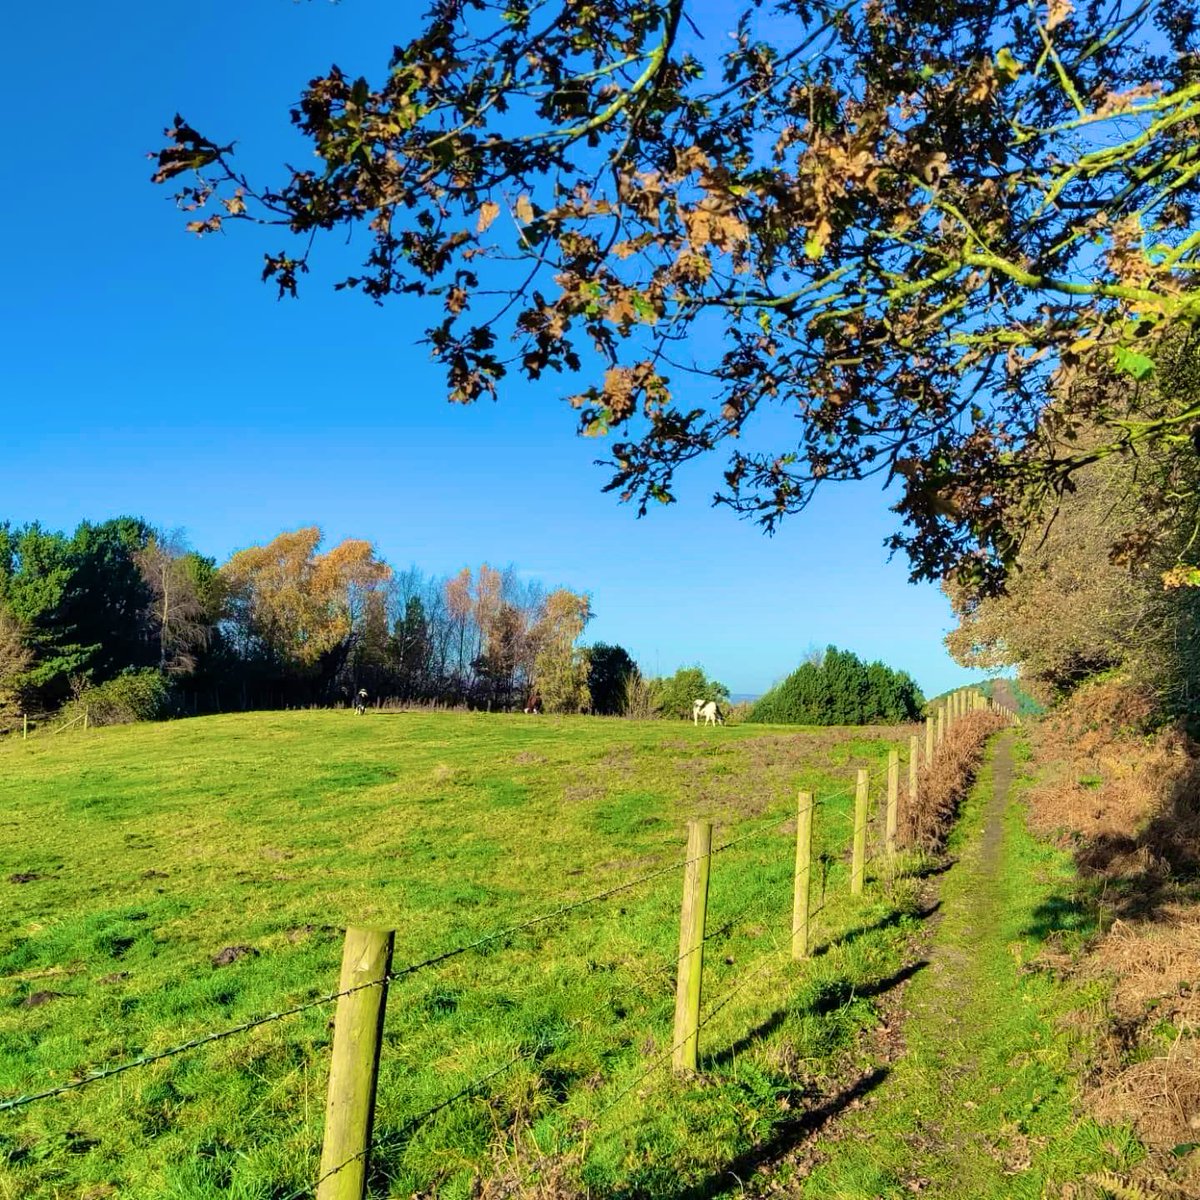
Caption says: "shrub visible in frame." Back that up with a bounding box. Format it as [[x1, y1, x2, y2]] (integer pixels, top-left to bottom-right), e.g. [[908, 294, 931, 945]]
[[751, 646, 924, 725], [648, 666, 730, 721], [901, 710, 1006, 850], [66, 669, 173, 726], [621, 670, 660, 720]]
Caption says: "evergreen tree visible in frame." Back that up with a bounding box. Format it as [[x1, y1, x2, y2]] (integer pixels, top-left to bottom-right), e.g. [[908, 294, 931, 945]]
[[751, 648, 923, 725]]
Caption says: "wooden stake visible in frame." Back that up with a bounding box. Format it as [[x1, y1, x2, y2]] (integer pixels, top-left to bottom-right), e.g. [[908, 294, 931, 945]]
[[317, 927, 395, 1200], [937, 706, 945, 746], [792, 791, 813, 960], [885, 750, 899, 858], [851, 769, 869, 896], [83, 706, 90, 731], [925, 714, 934, 764], [908, 733, 919, 828], [22, 713, 27, 740], [673, 819, 712, 1071]]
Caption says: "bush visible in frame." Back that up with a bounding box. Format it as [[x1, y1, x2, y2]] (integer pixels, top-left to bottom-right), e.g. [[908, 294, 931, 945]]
[[750, 646, 924, 725], [66, 669, 173, 726], [622, 670, 660, 720], [648, 666, 730, 721], [902, 710, 1006, 850]]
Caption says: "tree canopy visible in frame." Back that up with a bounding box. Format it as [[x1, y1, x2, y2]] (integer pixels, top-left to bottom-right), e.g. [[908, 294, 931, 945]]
[[750, 645, 924, 724], [945, 352, 1200, 716], [0, 517, 613, 721], [650, 665, 730, 720], [154, 0, 1200, 589]]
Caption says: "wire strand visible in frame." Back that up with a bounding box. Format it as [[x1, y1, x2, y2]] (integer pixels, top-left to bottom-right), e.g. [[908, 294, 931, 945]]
[[0, 976, 387, 1113], [284, 1052, 527, 1200]]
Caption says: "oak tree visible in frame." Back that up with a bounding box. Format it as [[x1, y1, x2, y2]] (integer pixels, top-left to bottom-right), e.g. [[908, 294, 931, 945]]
[[154, 0, 1200, 589]]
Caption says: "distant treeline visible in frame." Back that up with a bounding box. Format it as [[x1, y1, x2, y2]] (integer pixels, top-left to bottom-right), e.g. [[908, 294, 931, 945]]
[[0, 517, 738, 725], [749, 647, 925, 725], [0, 520, 605, 720], [0, 518, 926, 729]]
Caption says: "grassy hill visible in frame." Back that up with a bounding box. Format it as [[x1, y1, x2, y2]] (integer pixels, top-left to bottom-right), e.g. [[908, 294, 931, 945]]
[[0, 711, 929, 1200]]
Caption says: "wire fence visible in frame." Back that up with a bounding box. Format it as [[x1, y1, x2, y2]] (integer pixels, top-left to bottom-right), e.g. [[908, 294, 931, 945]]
[[0, 755, 899, 1111], [1, 713, 998, 1197], [0, 975, 389, 1114]]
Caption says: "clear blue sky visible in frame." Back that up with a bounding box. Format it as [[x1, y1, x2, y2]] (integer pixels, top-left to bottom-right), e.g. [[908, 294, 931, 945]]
[[0, 0, 985, 699]]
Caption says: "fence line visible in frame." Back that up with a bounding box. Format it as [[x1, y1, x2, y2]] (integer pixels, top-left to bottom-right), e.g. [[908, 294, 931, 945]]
[[289, 1050, 529, 1200], [0, 975, 390, 1113], [4, 699, 1005, 1198]]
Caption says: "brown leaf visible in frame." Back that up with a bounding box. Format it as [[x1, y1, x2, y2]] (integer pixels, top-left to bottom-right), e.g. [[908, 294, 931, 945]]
[[1046, 0, 1074, 31], [476, 200, 500, 233]]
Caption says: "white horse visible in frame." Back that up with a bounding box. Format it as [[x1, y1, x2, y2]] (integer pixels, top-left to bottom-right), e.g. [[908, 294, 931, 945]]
[[692, 699, 723, 726]]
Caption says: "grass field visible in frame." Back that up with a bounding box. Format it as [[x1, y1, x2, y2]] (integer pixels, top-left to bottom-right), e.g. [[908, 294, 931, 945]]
[[0, 711, 933, 1199]]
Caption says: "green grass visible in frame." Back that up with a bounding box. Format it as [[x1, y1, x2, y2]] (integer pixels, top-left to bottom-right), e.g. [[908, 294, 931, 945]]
[[0, 711, 932, 1199], [786, 735, 1142, 1199]]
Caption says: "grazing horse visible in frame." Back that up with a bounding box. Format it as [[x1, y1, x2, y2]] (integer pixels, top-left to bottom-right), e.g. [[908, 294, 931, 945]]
[[354, 689, 369, 715], [693, 699, 723, 726], [524, 691, 543, 714]]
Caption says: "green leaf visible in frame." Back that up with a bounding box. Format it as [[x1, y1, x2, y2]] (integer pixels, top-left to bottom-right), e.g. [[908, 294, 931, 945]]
[[805, 235, 824, 260], [631, 293, 657, 322], [1113, 346, 1156, 380], [994, 47, 1024, 82]]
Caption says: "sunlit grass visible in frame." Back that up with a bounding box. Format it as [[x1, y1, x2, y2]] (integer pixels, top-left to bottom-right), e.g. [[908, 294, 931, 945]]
[[791, 738, 1143, 1198], [0, 711, 926, 1199]]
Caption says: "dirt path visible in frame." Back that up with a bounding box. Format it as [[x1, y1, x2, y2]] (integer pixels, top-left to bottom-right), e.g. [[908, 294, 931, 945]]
[[787, 732, 1122, 1197]]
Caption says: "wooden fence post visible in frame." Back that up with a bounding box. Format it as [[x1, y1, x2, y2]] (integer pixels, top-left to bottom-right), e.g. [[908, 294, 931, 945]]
[[851, 769, 869, 896], [792, 791, 813, 960], [673, 819, 712, 1072], [925, 714, 934, 764], [885, 750, 899, 858], [937, 706, 945, 747], [83, 706, 90, 731], [317, 927, 395, 1200], [908, 733, 919, 825], [22, 713, 27, 740]]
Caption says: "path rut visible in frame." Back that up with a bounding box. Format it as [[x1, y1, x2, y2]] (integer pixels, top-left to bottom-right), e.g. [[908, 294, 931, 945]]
[[790, 732, 1050, 1198]]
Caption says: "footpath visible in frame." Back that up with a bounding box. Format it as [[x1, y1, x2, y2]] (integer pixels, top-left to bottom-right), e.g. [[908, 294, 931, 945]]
[[788, 733, 1139, 1198]]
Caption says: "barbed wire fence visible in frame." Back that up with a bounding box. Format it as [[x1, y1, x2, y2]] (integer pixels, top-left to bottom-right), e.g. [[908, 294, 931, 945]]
[[1, 690, 1009, 1198]]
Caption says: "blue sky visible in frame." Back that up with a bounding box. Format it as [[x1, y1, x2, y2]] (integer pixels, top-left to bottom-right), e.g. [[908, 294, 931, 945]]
[[0, 0, 985, 698]]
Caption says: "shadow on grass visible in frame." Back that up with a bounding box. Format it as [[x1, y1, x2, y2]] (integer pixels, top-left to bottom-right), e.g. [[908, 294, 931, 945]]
[[1021, 889, 1099, 944], [706, 960, 929, 1069], [1022, 754, 1200, 939], [642, 1066, 891, 1200], [901, 857, 957, 881], [810, 901, 940, 959]]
